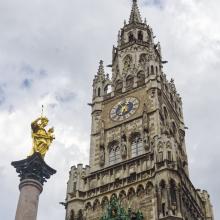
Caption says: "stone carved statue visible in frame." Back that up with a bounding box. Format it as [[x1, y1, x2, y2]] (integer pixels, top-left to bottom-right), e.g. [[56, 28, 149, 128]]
[[30, 115, 55, 159], [121, 137, 127, 158], [100, 147, 105, 166], [143, 130, 150, 151], [143, 103, 149, 131], [100, 120, 105, 146]]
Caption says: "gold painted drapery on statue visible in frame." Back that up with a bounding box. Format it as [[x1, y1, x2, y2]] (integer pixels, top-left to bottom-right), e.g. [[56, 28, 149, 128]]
[[30, 116, 55, 159]]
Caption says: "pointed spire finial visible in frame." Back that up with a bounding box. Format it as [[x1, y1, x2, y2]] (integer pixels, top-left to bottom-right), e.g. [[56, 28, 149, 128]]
[[129, 0, 142, 24], [41, 105, 44, 118]]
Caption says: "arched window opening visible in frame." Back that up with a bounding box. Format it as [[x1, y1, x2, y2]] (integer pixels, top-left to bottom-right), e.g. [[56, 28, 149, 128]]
[[167, 151, 172, 161], [147, 67, 150, 75], [131, 134, 144, 157], [128, 32, 134, 42], [97, 87, 101, 97], [156, 66, 158, 74], [115, 80, 123, 94], [172, 122, 177, 136], [126, 75, 134, 90], [104, 84, 112, 95], [77, 210, 83, 220], [138, 31, 143, 41], [163, 107, 168, 119], [137, 71, 145, 87], [109, 142, 121, 165], [158, 151, 163, 162], [101, 197, 109, 210], [93, 199, 101, 211], [170, 179, 177, 207], [137, 185, 145, 197], [70, 210, 75, 220], [146, 182, 154, 194], [127, 188, 135, 201], [151, 65, 154, 74], [160, 180, 167, 217]]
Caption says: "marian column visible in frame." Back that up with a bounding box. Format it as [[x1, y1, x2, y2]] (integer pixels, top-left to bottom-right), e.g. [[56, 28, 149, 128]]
[[12, 114, 56, 220]]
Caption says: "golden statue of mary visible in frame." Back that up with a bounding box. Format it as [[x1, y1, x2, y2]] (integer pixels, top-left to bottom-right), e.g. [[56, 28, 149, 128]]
[[29, 114, 55, 159]]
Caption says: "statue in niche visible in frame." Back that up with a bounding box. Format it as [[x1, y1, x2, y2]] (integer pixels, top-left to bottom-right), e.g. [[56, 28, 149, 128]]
[[100, 120, 105, 146], [143, 129, 150, 151], [100, 146, 105, 166], [121, 135, 127, 158], [143, 103, 149, 131]]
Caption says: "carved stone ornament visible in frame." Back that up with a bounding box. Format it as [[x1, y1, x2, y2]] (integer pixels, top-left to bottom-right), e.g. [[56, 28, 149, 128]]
[[99, 146, 105, 166]]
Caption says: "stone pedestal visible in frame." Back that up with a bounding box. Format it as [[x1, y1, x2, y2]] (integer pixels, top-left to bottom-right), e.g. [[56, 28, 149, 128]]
[[12, 153, 56, 220]]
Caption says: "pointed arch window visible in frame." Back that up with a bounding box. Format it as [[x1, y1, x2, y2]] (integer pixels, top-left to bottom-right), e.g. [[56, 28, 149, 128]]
[[131, 134, 144, 157], [70, 210, 75, 220], [97, 87, 101, 97], [109, 142, 121, 165], [138, 31, 143, 41], [126, 75, 134, 90], [128, 32, 134, 42], [137, 71, 145, 86]]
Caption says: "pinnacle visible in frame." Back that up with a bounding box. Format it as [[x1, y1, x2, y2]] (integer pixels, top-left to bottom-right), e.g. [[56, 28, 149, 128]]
[[97, 60, 105, 75], [129, 0, 142, 24]]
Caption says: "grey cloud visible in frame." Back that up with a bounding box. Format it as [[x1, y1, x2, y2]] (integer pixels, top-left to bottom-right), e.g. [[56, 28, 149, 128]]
[[55, 91, 77, 103], [0, 85, 6, 105], [21, 78, 32, 89], [143, 0, 165, 8]]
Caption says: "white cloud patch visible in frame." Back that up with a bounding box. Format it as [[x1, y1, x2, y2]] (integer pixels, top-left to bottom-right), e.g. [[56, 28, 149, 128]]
[[0, 0, 219, 219]]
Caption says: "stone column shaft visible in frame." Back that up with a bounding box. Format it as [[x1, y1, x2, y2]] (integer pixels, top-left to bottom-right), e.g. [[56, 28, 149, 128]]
[[15, 179, 43, 220]]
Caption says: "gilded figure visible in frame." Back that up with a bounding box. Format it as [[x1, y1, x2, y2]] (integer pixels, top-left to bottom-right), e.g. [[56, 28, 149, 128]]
[[29, 116, 55, 159]]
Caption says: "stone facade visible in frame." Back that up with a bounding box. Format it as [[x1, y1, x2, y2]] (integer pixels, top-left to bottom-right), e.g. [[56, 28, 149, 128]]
[[65, 1, 214, 220]]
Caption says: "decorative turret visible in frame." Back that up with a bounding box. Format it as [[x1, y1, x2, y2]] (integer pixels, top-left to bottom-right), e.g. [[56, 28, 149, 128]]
[[92, 60, 111, 100]]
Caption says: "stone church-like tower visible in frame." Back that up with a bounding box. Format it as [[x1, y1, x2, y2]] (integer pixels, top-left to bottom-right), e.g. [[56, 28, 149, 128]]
[[65, 1, 214, 220]]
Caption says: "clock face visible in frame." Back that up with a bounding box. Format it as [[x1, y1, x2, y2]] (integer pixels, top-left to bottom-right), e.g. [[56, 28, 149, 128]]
[[110, 97, 139, 121]]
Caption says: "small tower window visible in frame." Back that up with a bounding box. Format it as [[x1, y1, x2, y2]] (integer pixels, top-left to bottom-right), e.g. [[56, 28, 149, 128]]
[[170, 179, 177, 205], [77, 209, 83, 220], [131, 134, 143, 157], [156, 66, 158, 74], [128, 32, 134, 42], [151, 65, 154, 74], [158, 152, 163, 162], [138, 31, 143, 41], [167, 151, 172, 161], [137, 71, 145, 86], [97, 87, 101, 97], [70, 210, 75, 220]]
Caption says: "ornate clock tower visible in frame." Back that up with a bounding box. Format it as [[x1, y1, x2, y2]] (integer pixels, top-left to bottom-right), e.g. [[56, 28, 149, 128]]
[[65, 1, 214, 220]]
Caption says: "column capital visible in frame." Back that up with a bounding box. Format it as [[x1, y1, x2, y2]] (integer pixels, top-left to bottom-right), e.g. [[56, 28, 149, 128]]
[[11, 152, 56, 185]]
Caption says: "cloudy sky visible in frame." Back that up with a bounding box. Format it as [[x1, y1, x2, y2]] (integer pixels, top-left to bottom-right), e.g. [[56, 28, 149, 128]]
[[0, 0, 219, 219]]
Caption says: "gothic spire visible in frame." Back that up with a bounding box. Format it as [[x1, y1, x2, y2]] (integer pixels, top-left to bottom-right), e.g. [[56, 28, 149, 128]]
[[129, 0, 142, 24]]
